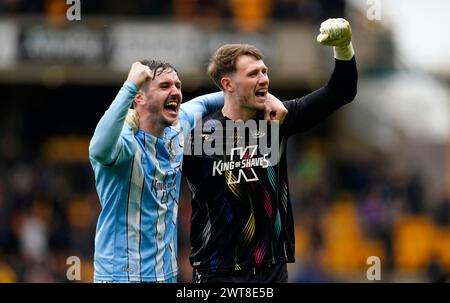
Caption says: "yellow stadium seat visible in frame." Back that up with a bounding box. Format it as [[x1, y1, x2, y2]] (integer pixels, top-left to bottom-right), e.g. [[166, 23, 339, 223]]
[[393, 216, 435, 271]]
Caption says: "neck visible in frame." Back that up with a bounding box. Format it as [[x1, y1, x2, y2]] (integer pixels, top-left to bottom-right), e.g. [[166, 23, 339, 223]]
[[138, 112, 165, 137], [222, 95, 257, 121]]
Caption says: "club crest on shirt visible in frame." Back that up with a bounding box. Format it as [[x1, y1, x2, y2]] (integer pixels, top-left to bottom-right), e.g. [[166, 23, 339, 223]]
[[250, 129, 266, 138]]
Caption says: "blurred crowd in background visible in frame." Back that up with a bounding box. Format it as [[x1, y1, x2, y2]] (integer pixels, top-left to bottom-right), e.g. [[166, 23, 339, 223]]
[[0, 0, 347, 33], [0, 0, 345, 20], [0, 0, 449, 282]]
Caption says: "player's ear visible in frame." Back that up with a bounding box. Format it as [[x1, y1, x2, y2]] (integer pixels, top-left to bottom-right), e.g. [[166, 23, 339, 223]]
[[134, 91, 145, 105], [221, 76, 234, 93]]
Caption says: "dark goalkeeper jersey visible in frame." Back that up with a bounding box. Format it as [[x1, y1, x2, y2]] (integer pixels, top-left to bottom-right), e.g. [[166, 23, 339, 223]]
[[183, 58, 357, 274]]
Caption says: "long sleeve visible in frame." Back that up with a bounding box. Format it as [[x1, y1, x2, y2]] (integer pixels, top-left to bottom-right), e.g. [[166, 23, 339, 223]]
[[283, 57, 357, 136], [179, 91, 224, 130], [89, 81, 138, 165]]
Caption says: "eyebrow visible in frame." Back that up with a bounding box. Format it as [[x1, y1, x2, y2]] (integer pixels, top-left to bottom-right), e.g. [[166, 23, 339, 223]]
[[159, 80, 181, 85], [247, 66, 268, 74]]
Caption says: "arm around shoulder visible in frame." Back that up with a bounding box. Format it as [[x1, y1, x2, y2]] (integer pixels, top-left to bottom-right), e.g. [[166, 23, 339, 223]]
[[179, 91, 224, 128]]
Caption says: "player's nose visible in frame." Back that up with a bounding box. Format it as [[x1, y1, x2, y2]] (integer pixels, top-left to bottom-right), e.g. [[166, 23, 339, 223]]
[[258, 73, 269, 86], [169, 86, 182, 100]]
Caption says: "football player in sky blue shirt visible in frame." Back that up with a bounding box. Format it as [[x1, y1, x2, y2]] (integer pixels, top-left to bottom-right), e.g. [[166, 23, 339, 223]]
[[89, 60, 226, 282]]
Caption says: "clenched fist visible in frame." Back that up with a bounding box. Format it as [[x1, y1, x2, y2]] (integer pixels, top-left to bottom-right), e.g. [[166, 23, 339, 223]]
[[317, 18, 354, 61], [127, 62, 153, 88]]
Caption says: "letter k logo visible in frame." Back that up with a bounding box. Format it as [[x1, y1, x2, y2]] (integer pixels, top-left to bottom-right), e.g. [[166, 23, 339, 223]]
[[227, 145, 259, 185]]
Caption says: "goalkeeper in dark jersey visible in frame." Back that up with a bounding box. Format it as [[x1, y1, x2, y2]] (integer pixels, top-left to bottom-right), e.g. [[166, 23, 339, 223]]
[[183, 18, 358, 282]]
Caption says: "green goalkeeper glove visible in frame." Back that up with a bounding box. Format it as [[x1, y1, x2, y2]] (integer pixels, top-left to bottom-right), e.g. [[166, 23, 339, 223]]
[[125, 109, 139, 133], [317, 18, 354, 61]]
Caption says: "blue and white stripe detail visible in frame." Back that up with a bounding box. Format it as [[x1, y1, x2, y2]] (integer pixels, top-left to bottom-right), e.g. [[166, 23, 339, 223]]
[[126, 149, 144, 281]]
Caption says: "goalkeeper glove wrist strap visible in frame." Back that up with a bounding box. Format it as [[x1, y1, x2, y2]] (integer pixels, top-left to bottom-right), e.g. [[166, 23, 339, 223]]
[[334, 42, 354, 61]]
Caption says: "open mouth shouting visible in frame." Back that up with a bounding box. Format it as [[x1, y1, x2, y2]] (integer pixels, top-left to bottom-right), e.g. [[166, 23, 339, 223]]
[[255, 88, 268, 99], [163, 98, 181, 114]]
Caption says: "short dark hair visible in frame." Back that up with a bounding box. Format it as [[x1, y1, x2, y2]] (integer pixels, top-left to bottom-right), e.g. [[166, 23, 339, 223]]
[[140, 59, 177, 80], [207, 44, 263, 89]]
